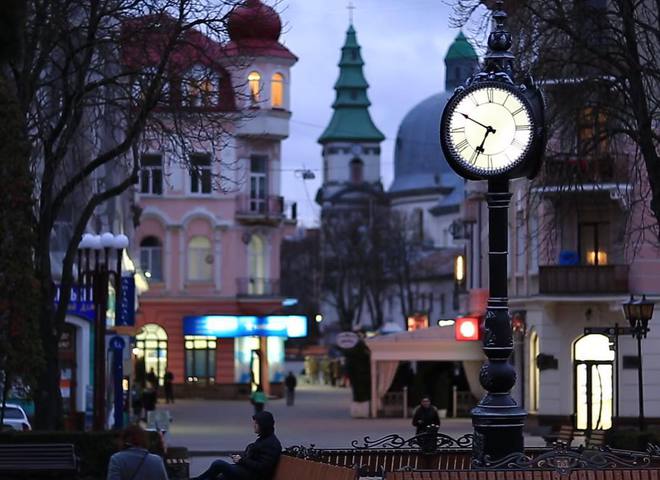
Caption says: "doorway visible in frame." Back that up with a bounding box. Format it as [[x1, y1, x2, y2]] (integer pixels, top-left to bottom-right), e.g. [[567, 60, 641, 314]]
[[135, 324, 168, 386], [574, 334, 614, 430]]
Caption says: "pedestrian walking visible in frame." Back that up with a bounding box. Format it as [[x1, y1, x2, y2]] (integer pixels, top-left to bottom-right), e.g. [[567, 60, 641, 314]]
[[164, 371, 175, 404], [146, 368, 159, 402], [142, 383, 157, 421], [411, 395, 441, 435], [131, 385, 143, 423], [250, 386, 267, 414], [107, 424, 168, 480], [192, 411, 282, 480], [284, 372, 297, 406]]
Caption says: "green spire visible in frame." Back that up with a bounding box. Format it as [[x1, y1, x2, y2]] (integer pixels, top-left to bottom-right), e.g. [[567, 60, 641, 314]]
[[445, 31, 478, 61], [319, 25, 384, 144]]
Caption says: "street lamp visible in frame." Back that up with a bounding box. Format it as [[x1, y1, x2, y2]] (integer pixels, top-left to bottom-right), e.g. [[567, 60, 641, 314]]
[[621, 294, 654, 431], [78, 232, 128, 431]]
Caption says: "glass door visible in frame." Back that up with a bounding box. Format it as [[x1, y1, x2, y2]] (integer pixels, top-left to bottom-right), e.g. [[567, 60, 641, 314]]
[[574, 334, 614, 431]]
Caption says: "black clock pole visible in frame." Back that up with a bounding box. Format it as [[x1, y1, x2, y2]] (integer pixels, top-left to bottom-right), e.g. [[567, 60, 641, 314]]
[[471, 1, 527, 463], [471, 178, 526, 463]]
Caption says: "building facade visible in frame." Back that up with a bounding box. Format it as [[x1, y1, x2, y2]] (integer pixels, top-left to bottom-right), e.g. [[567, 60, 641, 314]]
[[132, 0, 299, 398]]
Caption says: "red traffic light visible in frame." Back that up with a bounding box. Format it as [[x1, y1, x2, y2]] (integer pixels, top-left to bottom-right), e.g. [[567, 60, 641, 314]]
[[455, 316, 480, 341]]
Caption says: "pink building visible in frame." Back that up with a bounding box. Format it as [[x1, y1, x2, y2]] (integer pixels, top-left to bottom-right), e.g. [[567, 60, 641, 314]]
[[130, 0, 299, 398]]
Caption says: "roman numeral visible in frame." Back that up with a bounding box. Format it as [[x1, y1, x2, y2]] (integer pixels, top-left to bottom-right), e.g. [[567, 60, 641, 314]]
[[455, 139, 469, 152], [515, 124, 531, 131], [451, 127, 465, 134], [487, 155, 493, 169], [511, 106, 525, 116], [512, 138, 526, 148], [502, 94, 511, 106], [470, 95, 480, 106], [486, 88, 494, 103], [469, 150, 479, 165]]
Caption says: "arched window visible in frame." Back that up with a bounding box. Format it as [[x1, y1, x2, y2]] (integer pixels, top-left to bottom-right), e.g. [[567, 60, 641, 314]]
[[140, 236, 163, 282], [184, 65, 218, 107], [187, 236, 213, 281], [271, 73, 284, 108], [248, 235, 266, 294], [135, 324, 168, 386], [248, 71, 261, 104], [350, 158, 364, 183]]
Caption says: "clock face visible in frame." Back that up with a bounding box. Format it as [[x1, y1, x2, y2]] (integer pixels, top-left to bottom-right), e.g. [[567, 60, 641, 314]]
[[442, 82, 534, 178]]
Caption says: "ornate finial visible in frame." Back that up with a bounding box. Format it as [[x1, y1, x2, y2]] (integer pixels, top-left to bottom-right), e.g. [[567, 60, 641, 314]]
[[484, 0, 514, 78], [348, 1, 356, 24]]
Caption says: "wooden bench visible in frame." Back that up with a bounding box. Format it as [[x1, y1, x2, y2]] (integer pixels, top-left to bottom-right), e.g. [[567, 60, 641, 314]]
[[273, 454, 358, 480], [165, 446, 190, 480], [0, 443, 78, 476], [544, 425, 575, 447], [386, 468, 660, 480]]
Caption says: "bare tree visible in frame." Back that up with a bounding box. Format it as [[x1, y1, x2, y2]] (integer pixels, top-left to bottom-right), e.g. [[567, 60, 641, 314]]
[[7, 0, 252, 429], [451, 0, 659, 246]]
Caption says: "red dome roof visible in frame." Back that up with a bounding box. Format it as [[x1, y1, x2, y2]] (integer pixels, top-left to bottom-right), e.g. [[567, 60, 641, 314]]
[[228, 0, 281, 42]]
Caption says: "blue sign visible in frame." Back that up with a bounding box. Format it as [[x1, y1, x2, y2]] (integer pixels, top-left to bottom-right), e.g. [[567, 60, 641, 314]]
[[54, 284, 95, 322], [115, 277, 135, 327], [183, 315, 307, 338]]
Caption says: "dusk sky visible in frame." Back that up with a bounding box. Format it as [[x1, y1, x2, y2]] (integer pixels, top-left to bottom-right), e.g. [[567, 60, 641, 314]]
[[276, 0, 487, 227]]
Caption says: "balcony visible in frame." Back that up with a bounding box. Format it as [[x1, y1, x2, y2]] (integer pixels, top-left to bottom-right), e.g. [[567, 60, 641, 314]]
[[537, 154, 629, 188], [235, 194, 285, 225], [538, 264, 629, 295], [236, 277, 280, 297]]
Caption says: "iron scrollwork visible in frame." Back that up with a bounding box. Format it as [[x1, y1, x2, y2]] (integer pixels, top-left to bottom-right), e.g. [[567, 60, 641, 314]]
[[284, 444, 322, 461], [473, 444, 652, 475], [351, 430, 473, 451]]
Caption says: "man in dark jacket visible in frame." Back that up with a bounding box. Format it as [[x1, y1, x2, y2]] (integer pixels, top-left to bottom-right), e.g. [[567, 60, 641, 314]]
[[411, 396, 440, 435], [284, 372, 297, 406], [192, 411, 282, 480]]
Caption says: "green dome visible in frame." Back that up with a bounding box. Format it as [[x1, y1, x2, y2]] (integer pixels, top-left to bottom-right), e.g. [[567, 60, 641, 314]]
[[445, 31, 478, 61]]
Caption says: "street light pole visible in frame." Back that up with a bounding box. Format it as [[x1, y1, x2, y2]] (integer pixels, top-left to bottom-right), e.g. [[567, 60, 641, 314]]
[[636, 333, 645, 431], [79, 233, 128, 431]]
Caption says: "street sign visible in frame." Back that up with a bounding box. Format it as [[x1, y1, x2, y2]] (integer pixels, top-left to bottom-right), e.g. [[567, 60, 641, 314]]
[[584, 326, 632, 336], [336, 331, 360, 349]]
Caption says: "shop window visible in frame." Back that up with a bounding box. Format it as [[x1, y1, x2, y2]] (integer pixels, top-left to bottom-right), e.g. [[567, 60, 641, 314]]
[[248, 71, 261, 104], [187, 236, 213, 281], [140, 154, 163, 195], [185, 335, 216, 384], [140, 236, 163, 282], [579, 222, 609, 265], [135, 324, 168, 386], [271, 73, 284, 108], [190, 153, 212, 194]]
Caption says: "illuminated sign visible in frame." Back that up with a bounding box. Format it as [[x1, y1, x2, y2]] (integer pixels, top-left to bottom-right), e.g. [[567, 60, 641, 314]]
[[455, 316, 480, 341], [183, 315, 307, 338]]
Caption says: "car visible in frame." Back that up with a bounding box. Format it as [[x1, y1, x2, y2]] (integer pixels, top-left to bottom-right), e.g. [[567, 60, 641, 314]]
[[1, 403, 32, 431]]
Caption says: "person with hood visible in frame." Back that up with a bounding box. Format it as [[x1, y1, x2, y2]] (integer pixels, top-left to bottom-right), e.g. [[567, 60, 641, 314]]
[[411, 395, 441, 435], [192, 411, 282, 480]]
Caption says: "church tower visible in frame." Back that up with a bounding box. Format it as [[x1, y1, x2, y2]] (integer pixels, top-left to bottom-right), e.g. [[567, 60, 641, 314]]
[[317, 23, 385, 208]]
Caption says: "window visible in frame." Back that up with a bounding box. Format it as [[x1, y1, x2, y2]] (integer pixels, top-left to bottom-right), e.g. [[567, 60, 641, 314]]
[[140, 154, 163, 195], [135, 324, 168, 386], [579, 222, 609, 265], [529, 214, 539, 273], [516, 212, 525, 274], [190, 154, 212, 194], [187, 236, 212, 281], [248, 235, 265, 294], [249, 155, 268, 213], [578, 107, 608, 156], [248, 71, 261, 104], [185, 335, 216, 384], [183, 65, 218, 107], [140, 236, 163, 282], [271, 73, 284, 108], [349, 158, 364, 183], [413, 208, 424, 242]]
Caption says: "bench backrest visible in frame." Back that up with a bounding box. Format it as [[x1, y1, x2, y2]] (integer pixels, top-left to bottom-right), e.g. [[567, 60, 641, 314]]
[[385, 468, 660, 480], [558, 425, 574, 442], [586, 430, 606, 447], [273, 455, 357, 480], [0, 444, 78, 472], [318, 449, 474, 474]]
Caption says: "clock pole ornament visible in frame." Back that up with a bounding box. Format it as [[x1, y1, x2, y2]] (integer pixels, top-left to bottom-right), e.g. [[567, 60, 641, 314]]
[[439, 0, 546, 464]]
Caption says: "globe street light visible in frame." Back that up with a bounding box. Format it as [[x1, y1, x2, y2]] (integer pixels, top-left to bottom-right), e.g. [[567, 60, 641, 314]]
[[621, 294, 654, 431], [78, 232, 128, 431]]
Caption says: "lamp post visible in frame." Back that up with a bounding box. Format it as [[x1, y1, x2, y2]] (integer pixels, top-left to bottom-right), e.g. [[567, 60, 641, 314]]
[[621, 294, 654, 431], [78, 232, 128, 431]]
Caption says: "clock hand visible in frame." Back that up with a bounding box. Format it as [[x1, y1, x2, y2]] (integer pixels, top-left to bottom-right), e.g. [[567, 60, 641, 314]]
[[459, 112, 496, 134], [475, 129, 493, 156]]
